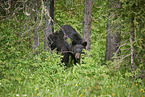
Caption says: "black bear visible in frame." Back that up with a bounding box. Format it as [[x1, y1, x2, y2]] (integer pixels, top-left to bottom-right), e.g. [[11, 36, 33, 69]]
[[48, 30, 65, 51], [60, 25, 87, 64], [48, 29, 71, 65], [48, 25, 87, 66]]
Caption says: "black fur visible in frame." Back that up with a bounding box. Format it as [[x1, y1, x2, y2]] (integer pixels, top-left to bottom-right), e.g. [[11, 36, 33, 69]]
[[48, 25, 87, 66], [48, 30, 71, 64], [61, 25, 87, 63]]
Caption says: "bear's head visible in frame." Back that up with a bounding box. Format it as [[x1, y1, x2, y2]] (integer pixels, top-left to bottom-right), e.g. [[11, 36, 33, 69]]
[[71, 40, 87, 61]]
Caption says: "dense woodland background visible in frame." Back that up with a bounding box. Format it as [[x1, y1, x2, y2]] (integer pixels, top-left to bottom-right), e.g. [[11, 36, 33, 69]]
[[0, 0, 145, 96]]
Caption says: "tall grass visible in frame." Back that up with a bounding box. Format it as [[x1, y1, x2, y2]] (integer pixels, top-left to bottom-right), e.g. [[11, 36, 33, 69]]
[[0, 45, 144, 97], [0, 1, 145, 96]]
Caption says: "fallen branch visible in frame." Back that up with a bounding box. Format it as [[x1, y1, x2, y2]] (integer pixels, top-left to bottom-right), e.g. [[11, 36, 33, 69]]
[[115, 54, 131, 68]]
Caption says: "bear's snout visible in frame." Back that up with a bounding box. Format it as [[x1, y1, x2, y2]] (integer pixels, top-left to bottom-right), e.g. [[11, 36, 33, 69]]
[[75, 53, 81, 60]]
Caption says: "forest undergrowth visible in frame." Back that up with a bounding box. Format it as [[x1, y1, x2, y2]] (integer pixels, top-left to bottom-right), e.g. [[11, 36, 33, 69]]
[[0, 0, 145, 96]]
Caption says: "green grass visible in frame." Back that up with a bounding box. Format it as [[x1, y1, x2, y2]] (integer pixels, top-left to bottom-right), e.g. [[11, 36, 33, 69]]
[[0, 22, 144, 97], [0, 51, 145, 97], [0, 1, 144, 96]]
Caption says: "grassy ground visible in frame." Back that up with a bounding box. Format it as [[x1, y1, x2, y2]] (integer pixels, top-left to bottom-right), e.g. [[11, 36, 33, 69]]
[[0, 49, 145, 97], [0, 2, 144, 96]]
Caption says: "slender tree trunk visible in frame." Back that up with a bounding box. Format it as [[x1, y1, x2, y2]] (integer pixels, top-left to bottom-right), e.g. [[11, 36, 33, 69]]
[[83, 0, 92, 51], [105, 0, 121, 61], [34, 12, 39, 48], [130, 14, 135, 72], [105, 20, 116, 61], [33, 0, 39, 54], [44, 0, 53, 50], [50, 0, 54, 33]]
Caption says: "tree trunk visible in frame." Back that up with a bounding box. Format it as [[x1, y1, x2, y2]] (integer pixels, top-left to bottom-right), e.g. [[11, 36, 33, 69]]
[[33, 0, 39, 54], [33, 12, 39, 54], [130, 13, 135, 72], [105, 0, 121, 61], [44, 0, 53, 50], [83, 0, 92, 51], [50, 0, 54, 33]]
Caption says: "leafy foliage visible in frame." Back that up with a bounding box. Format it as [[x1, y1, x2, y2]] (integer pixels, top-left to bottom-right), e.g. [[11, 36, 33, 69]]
[[107, 0, 145, 77], [0, 0, 145, 97]]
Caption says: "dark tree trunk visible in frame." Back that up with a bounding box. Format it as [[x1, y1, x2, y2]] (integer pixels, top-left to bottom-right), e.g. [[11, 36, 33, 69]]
[[105, 0, 121, 61], [83, 0, 92, 51], [50, 0, 54, 33], [44, 0, 53, 50]]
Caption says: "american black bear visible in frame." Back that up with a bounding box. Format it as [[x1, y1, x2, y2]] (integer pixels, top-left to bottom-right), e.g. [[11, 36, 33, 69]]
[[48, 30, 65, 51], [48, 29, 71, 64], [48, 25, 87, 66], [60, 25, 87, 64]]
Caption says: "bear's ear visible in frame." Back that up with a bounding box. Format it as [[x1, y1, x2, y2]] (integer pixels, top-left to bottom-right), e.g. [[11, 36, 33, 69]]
[[72, 40, 77, 45], [82, 41, 87, 47]]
